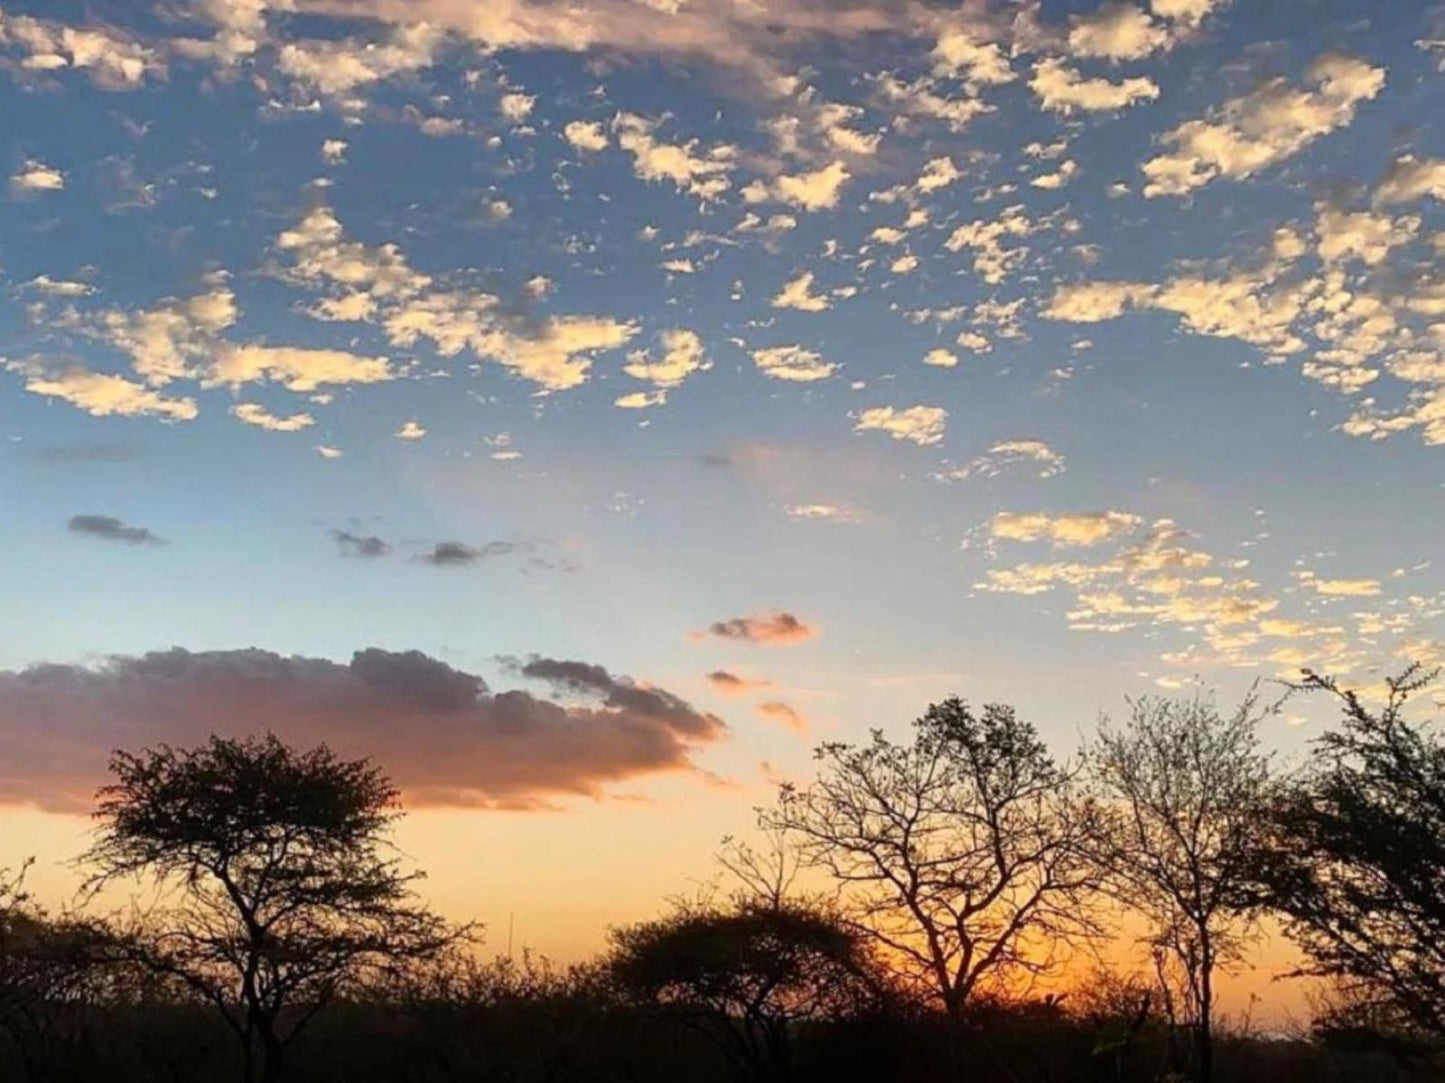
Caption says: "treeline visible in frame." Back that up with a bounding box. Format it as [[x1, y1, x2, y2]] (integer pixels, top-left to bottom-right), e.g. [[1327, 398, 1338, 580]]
[[2, 667, 1444, 1083]]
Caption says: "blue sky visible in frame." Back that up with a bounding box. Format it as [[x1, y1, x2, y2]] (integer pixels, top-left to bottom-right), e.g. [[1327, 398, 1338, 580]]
[[2, 1, 1445, 947]]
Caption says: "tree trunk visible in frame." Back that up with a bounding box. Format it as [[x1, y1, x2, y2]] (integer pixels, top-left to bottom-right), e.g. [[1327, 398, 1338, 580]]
[[1197, 938, 1214, 1083]]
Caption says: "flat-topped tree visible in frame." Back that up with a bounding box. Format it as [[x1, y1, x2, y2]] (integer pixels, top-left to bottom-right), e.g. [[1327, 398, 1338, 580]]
[[81, 733, 466, 1083]]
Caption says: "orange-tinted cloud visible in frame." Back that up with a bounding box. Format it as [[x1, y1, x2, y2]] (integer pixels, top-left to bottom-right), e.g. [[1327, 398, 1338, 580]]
[[0, 647, 725, 813], [757, 700, 808, 733], [706, 669, 773, 694], [695, 610, 816, 645]]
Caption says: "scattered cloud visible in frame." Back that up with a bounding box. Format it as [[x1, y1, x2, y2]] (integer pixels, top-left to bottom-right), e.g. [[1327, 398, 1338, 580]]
[[66, 514, 163, 546], [695, 611, 816, 645], [854, 405, 947, 446], [989, 510, 1141, 547]]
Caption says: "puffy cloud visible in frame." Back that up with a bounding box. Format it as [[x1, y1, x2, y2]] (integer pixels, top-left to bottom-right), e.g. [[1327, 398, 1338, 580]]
[[1068, 3, 1168, 61], [1142, 53, 1385, 198], [24, 275, 94, 297], [395, 420, 426, 440], [5, 358, 198, 421], [275, 23, 441, 98], [757, 700, 807, 733], [230, 402, 316, 431], [1316, 204, 1419, 265], [67, 514, 163, 546], [923, 348, 958, 367], [1031, 159, 1079, 189], [615, 390, 667, 409], [9, 159, 64, 194], [0, 647, 725, 812], [321, 138, 348, 164], [1043, 281, 1157, 321], [932, 29, 1015, 86], [613, 112, 735, 200], [990, 510, 1141, 547], [0, 11, 164, 89], [623, 328, 708, 389], [944, 206, 1033, 284], [1308, 576, 1382, 597], [771, 270, 831, 312], [1030, 58, 1160, 113], [744, 161, 850, 211], [211, 345, 393, 392], [277, 206, 637, 391], [563, 119, 609, 152], [915, 156, 961, 194], [854, 404, 947, 446], [499, 91, 535, 123], [1150, 0, 1226, 25], [752, 344, 836, 382], [696, 611, 816, 645], [874, 72, 992, 132], [1374, 155, 1445, 206]]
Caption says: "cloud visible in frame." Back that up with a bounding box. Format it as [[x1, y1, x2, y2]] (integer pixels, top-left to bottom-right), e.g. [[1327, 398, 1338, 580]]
[[230, 402, 315, 432], [331, 529, 390, 558], [274, 24, 441, 99], [706, 670, 772, 694], [211, 344, 394, 392], [25, 275, 94, 297], [757, 700, 807, 733], [67, 514, 163, 546], [1308, 576, 1382, 597], [1374, 155, 1445, 206], [1043, 281, 1158, 321], [623, 328, 708, 389], [0, 647, 725, 812], [1030, 57, 1159, 113], [418, 541, 518, 567], [0, 10, 164, 89], [278, 206, 637, 391], [563, 119, 609, 152], [696, 611, 816, 645], [395, 420, 426, 440], [752, 344, 836, 382], [9, 159, 64, 195], [854, 405, 947, 446], [1315, 204, 1418, 265], [615, 390, 667, 409], [990, 510, 1141, 547], [1068, 3, 1168, 61], [5, 358, 198, 421], [785, 504, 859, 523], [744, 162, 849, 211], [771, 271, 831, 312], [613, 112, 735, 201], [937, 440, 1066, 481], [944, 206, 1034, 284], [1142, 52, 1385, 197]]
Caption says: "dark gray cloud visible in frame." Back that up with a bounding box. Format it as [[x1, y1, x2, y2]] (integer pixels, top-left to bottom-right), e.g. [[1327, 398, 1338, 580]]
[[331, 529, 391, 558], [0, 647, 726, 813], [418, 540, 519, 566], [67, 514, 164, 546]]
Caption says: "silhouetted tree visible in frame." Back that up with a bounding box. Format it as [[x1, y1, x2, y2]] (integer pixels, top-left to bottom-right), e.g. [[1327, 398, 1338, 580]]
[[1258, 666, 1445, 1040], [1088, 692, 1273, 1083], [766, 698, 1105, 1079], [81, 733, 466, 1083], [607, 898, 886, 1082]]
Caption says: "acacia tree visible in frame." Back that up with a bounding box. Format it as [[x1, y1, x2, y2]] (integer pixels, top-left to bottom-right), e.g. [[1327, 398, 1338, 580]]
[[765, 698, 1104, 1075], [607, 898, 885, 1082], [82, 734, 466, 1083], [1258, 666, 1445, 1039], [1087, 693, 1273, 1083]]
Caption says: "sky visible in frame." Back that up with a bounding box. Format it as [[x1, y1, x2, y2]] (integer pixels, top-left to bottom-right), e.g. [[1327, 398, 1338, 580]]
[[2, 0, 1445, 1019]]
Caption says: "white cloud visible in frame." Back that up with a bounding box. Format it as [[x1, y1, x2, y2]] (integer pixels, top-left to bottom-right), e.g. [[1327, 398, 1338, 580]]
[[6, 358, 197, 420], [1030, 58, 1160, 113], [210, 345, 393, 392], [944, 206, 1033, 284], [772, 271, 831, 312], [1315, 204, 1418, 265], [623, 328, 708, 388], [231, 403, 316, 431], [938, 440, 1066, 481], [9, 159, 64, 194], [744, 161, 850, 211], [990, 510, 1141, 546], [1068, 4, 1168, 61], [275, 24, 441, 99], [932, 30, 1015, 87], [563, 120, 609, 152], [1031, 159, 1079, 189], [752, 345, 836, 382], [613, 113, 735, 201], [924, 348, 958, 368], [321, 139, 348, 164], [396, 419, 427, 440], [1142, 53, 1385, 197], [499, 91, 536, 123], [1374, 155, 1445, 205], [615, 390, 667, 409], [854, 404, 947, 446]]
